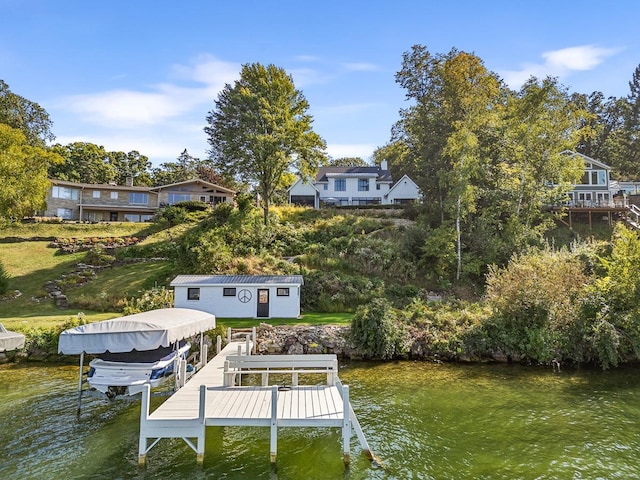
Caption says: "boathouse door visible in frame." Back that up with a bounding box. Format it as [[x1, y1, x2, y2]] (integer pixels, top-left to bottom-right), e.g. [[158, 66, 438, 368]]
[[257, 289, 269, 317]]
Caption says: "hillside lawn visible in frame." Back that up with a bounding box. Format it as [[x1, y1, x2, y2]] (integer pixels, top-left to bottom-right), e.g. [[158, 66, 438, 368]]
[[0, 222, 351, 332]]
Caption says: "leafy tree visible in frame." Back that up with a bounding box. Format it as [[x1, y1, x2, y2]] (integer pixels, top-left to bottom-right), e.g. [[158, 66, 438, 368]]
[[0, 80, 54, 146], [49, 142, 152, 186], [109, 150, 153, 186], [152, 149, 200, 185], [500, 77, 586, 226], [0, 124, 62, 220], [206, 62, 326, 224], [328, 156, 368, 167]]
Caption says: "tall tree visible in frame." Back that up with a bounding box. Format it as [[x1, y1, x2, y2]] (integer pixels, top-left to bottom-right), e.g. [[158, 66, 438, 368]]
[[0, 80, 55, 147], [152, 149, 200, 186], [205, 63, 326, 224], [49, 142, 117, 184], [0, 124, 62, 220]]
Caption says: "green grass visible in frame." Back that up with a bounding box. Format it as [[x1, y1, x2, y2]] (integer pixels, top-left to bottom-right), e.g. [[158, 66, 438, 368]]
[[0, 221, 153, 239], [217, 311, 353, 328]]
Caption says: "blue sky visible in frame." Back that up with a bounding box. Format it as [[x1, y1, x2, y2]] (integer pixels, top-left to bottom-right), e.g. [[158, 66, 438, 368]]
[[1, 0, 638, 167]]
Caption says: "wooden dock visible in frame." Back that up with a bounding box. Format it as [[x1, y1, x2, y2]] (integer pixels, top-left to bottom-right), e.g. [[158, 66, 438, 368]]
[[138, 339, 371, 465]]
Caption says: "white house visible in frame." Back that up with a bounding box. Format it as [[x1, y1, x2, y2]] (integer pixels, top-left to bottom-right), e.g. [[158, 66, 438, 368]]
[[171, 275, 303, 319], [288, 161, 421, 208]]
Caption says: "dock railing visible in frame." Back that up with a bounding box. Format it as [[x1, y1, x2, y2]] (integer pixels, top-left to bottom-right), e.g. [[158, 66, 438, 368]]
[[223, 354, 339, 387]]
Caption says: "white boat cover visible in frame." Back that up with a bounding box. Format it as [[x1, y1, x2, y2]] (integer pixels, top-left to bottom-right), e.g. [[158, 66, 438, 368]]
[[0, 323, 26, 352], [57, 308, 216, 355]]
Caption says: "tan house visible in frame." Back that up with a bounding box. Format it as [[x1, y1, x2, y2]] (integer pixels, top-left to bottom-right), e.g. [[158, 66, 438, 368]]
[[44, 178, 235, 222]]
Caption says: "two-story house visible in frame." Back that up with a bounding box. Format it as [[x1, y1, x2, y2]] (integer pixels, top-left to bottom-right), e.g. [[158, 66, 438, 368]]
[[44, 178, 235, 222], [288, 161, 421, 208], [561, 151, 620, 207]]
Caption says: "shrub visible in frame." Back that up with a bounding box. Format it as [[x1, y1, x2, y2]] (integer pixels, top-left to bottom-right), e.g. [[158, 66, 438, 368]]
[[122, 286, 175, 315], [23, 313, 87, 357], [84, 247, 115, 266], [350, 298, 408, 359], [0, 260, 9, 295]]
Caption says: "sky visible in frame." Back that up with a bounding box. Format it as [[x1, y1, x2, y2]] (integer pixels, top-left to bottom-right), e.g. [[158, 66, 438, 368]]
[[1, 0, 639, 167]]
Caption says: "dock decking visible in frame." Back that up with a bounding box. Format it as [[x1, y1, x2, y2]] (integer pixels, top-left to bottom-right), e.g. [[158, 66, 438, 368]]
[[138, 339, 370, 465]]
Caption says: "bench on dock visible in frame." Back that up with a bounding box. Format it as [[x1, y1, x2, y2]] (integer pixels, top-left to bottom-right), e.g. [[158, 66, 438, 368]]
[[223, 354, 339, 387]]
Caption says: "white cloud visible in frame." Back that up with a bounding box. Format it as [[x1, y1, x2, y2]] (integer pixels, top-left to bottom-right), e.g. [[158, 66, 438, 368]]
[[343, 62, 380, 72], [326, 143, 376, 160], [500, 44, 621, 89], [58, 55, 239, 128]]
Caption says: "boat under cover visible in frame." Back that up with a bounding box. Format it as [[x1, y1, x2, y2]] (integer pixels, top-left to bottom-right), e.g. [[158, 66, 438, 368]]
[[87, 341, 192, 397], [57, 308, 215, 398], [0, 323, 25, 352]]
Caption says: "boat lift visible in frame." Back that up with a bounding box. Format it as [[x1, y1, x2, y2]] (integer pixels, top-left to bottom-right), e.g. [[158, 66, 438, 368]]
[[58, 308, 217, 413]]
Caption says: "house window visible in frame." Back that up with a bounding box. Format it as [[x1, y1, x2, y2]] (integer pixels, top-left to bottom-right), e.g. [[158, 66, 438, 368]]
[[56, 208, 73, 219], [223, 288, 236, 296], [335, 178, 346, 191], [376, 184, 381, 190], [277, 288, 290, 296], [124, 214, 140, 222], [358, 178, 369, 191], [129, 192, 148, 204], [92, 190, 101, 199], [52, 186, 79, 200], [110, 191, 118, 200], [187, 288, 200, 300], [324, 184, 328, 190], [168, 193, 191, 204]]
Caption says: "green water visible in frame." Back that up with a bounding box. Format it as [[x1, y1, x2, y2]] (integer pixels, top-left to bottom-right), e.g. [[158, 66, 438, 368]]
[[1, 361, 639, 479]]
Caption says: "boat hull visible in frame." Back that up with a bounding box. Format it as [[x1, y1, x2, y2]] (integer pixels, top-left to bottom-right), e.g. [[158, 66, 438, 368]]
[[87, 343, 191, 398]]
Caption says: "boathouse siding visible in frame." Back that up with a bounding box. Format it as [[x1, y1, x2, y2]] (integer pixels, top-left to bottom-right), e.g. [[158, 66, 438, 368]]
[[171, 275, 303, 319]]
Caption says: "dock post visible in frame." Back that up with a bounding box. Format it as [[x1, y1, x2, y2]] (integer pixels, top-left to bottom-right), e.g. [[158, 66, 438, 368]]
[[138, 384, 151, 466], [179, 358, 187, 388], [76, 352, 84, 416], [196, 385, 206, 464], [245, 334, 251, 356], [252, 326, 257, 354], [216, 335, 222, 354], [227, 327, 231, 344], [342, 385, 351, 465], [202, 344, 208, 366], [270, 385, 278, 463]]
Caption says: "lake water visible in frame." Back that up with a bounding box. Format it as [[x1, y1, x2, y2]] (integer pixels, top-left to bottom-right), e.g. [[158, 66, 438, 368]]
[[1, 360, 639, 479]]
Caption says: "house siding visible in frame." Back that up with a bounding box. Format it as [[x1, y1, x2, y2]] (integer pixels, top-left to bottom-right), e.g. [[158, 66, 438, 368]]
[[171, 275, 303, 318]]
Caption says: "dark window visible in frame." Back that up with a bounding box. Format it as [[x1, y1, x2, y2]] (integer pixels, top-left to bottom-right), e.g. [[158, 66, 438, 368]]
[[335, 178, 346, 191], [277, 288, 290, 296], [187, 288, 200, 300], [358, 178, 369, 191], [223, 288, 236, 296]]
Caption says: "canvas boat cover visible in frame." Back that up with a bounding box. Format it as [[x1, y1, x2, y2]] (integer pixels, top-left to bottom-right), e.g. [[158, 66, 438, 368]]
[[58, 308, 216, 355], [0, 323, 26, 352]]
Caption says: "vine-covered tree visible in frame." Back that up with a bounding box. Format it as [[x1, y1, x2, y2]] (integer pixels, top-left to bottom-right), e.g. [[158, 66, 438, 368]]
[[205, 63, 326, 224], [0, 80, 55, 147]]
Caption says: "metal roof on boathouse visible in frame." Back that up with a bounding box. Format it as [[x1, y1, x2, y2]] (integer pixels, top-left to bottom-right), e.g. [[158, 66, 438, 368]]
[[170, 275, 304, 286]]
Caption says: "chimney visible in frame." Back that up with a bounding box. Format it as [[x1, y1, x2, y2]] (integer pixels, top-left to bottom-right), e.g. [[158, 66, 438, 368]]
[[125, 176, 134, 187], [380, 160, 388, 171]]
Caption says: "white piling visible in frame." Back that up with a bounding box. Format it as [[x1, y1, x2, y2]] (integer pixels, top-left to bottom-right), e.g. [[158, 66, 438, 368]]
[[216, 334, 222, 354], [342, 385, 351, 464], [270, 385, 278, 463]]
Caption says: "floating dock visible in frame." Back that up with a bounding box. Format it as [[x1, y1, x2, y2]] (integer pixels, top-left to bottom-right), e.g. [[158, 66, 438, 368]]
[[138, 336, 371, 465]]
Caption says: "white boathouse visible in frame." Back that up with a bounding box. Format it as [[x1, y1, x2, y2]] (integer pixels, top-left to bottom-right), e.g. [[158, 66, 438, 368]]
[[171, 275, 303, 319]]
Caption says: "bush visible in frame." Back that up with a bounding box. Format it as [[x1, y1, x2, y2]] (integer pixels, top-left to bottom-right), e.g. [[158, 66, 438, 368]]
[[0, 260, 9, 295], [122, 286, 175, 315], [350, 298, 408, 359], [84, 247, 115, 266], [24, 313, 87, 357]]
